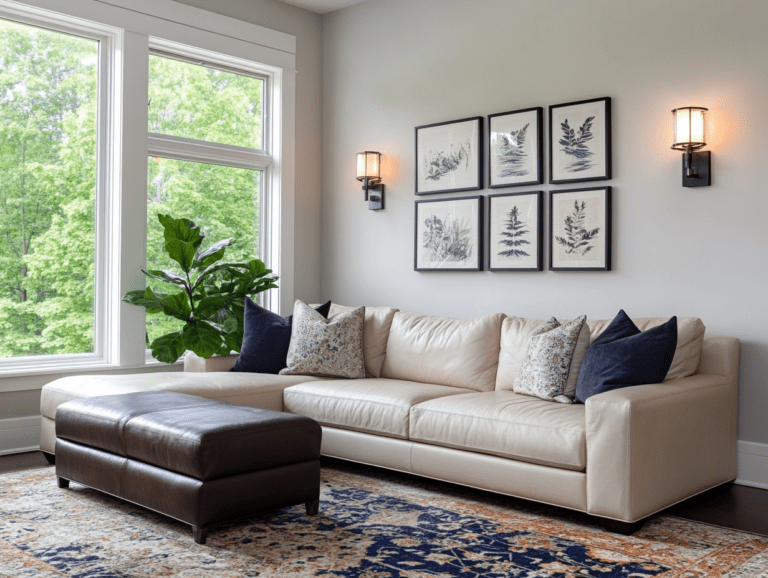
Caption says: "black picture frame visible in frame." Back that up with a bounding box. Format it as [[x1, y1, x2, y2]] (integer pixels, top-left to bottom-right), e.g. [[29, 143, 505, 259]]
[[488, 107, 543, 188], [549, 97, 611, 184], [415, 195, 483, 271], [487, 191, 543, 271], [415, 117, 483, 195], [549, 187, 611, 271]]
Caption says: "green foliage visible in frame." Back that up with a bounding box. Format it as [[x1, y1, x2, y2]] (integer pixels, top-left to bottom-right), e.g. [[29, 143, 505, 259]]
[[123, 214, 277, 363], [0, 19, 264, 360], [0, 19, 97, 357]]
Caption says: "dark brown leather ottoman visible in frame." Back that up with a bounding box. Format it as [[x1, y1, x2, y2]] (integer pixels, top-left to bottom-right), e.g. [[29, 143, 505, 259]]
[[54, 391, 321, 544]]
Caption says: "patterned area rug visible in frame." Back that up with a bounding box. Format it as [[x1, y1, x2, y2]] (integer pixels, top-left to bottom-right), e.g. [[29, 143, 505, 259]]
[[1, 461, 768, 577]]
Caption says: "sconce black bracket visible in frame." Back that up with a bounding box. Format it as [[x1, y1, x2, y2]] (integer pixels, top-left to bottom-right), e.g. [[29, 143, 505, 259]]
[[682, 151, 711, 187], [364, 183, 384, 210]]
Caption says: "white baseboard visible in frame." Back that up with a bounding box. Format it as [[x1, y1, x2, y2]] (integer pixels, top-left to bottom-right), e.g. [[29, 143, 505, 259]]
[[0, 416, 41, 456], [736, 440, 768, 489]]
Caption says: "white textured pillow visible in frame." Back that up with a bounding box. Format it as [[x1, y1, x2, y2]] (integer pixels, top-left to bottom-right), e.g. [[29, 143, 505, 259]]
[[513, 315, 587, 404], [280, 300, 366, 379]]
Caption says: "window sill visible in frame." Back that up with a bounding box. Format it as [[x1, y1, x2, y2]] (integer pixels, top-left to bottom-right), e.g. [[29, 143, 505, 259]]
[[0, 357, 183, 389]]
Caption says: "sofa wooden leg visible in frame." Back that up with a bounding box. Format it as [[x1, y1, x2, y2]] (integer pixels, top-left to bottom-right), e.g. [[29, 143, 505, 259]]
[[192, 526, 208, 545], [305, 499, 320, 515], [600, 517, 646, 535], [42, 451, 56, 465], [57, 476, 70, 489]]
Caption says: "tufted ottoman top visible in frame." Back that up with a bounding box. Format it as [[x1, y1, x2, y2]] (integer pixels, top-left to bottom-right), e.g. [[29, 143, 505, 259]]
[[55, 391, 321, 481]]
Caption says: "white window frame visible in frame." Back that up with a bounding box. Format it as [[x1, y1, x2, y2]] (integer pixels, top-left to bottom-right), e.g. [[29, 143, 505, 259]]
[[0, 5, 120, 375], [145, 41, 275, 360], [0, 0, 296, 381]]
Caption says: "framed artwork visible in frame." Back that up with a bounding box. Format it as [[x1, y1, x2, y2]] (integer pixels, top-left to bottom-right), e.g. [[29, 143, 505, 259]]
[[488, 107, 543, 188], [415, 117, 483, 195], [549, 187, 611, 271], [549, 97, 611, 184], [415, 195, 483, 271], [487, 191, 543, 271]]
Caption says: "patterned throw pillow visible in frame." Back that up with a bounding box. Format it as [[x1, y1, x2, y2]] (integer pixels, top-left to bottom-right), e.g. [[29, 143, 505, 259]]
[[513, 315, 587, 404], [280, 300, 366, 379]]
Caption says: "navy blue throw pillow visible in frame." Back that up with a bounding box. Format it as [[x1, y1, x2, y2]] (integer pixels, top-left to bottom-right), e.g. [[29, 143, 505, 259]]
[[575, 310, 678, 403], [230, 298, 332, 374]]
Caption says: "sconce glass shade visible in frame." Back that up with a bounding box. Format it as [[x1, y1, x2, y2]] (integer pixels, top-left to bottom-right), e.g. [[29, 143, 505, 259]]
[[671, 107, 707, 150], [356, 151, 381, 182]]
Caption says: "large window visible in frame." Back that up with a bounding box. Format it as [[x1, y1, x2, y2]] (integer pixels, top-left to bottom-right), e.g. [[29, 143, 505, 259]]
[[0, 0, 293, 375], [145, 54, 268, 346], [0, 18, 99, 358]]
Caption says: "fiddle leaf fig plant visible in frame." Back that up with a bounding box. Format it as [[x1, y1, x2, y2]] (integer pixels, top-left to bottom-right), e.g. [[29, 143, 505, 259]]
[[122, 214, 278, 363]]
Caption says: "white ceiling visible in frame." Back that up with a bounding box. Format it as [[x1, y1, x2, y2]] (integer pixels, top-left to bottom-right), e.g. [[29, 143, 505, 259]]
[[274, 0, 368, 15]]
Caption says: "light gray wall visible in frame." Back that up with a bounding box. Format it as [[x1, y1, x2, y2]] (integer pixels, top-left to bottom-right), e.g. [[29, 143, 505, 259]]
[[321, 0, 768, 443], [174, 0, 324, 304]]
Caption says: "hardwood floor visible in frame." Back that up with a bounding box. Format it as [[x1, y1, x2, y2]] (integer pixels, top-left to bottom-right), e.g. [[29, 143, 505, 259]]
[[2, 451, 766, 536]]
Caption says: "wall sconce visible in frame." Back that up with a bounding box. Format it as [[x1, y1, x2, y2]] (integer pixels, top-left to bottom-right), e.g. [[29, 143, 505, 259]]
[[671, 107, 711, 187], [356, 151, 384, 210]]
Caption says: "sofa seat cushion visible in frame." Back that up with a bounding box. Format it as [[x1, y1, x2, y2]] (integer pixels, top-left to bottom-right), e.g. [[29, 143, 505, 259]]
[[409, 391, 586, 471], [283, 378, 474, 439], [41, 372, 331, 420]]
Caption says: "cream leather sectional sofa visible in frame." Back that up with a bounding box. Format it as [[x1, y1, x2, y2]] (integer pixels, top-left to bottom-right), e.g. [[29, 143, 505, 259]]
[[39, 304, 740, 533]]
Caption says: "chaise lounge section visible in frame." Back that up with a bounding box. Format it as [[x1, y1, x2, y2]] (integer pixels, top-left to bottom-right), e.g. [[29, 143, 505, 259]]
[[39, 304, 740, 533]]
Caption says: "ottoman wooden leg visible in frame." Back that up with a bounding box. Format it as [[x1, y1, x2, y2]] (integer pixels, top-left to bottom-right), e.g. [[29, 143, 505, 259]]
[[305, 499, 319, 515], [57, 476, 70, 489], [193, 526, 209, 545]]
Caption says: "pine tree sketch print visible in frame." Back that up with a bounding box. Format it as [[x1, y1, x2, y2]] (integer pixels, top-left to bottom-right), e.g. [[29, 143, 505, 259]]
[[422, 214, 473, 263], [559, 116, 594, 173], [498, 206, 530, 258], [495, 123, 529, 178], [424, 140, 472, 182], [555, 200, 600, 256]]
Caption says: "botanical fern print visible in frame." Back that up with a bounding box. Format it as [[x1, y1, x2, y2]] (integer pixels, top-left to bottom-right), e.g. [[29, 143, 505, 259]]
[[423, 214, 473, 263], [424, 140, 471, 181], [495, 123, 529, 178], [514, 315, 587, 404], [280, 301, 365, 379], [555, 200, 600, 256], [559, 116, 594, 172], [498, 206, 530, 258]]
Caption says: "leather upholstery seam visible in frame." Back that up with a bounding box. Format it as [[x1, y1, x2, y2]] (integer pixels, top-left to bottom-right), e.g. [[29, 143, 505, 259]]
[[408, 434, 584, 471], [409, 407, 586, 434], [284, 389, 467, 410]]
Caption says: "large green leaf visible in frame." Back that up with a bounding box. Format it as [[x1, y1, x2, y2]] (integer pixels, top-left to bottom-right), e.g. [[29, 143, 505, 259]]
[[164, 238, 198, 272], [193, 238, 234, 269], [146, 288, 192, 321], [158, 213, 204, 248], [122, 288, 166, 314], [181, 321, 223, 359], [195, 294, 234, 320], [150, 331, 186, 363], [143, 268, 188, 288]]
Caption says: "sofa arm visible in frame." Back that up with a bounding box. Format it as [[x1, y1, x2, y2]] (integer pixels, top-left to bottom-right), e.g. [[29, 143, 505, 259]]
[[586, 373, 738, 522]]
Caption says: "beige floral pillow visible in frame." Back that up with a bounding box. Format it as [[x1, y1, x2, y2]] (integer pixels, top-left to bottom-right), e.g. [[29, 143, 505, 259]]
[[513, 315, 587, 404], [280, 300, 366, 379]]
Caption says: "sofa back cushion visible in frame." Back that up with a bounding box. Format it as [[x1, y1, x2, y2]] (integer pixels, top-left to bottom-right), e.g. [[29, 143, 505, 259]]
[[587, 316, 705, 380], [381, 312, 504, 391], [496, 316, 590, 397], [328, 304, 398, 378]]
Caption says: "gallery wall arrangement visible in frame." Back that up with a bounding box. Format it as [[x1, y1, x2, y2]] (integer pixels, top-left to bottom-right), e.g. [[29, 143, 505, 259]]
[[413, 97, 613, 273]]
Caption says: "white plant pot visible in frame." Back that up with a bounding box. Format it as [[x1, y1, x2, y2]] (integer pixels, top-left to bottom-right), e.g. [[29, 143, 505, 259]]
[[183, 351, 240, 372]]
